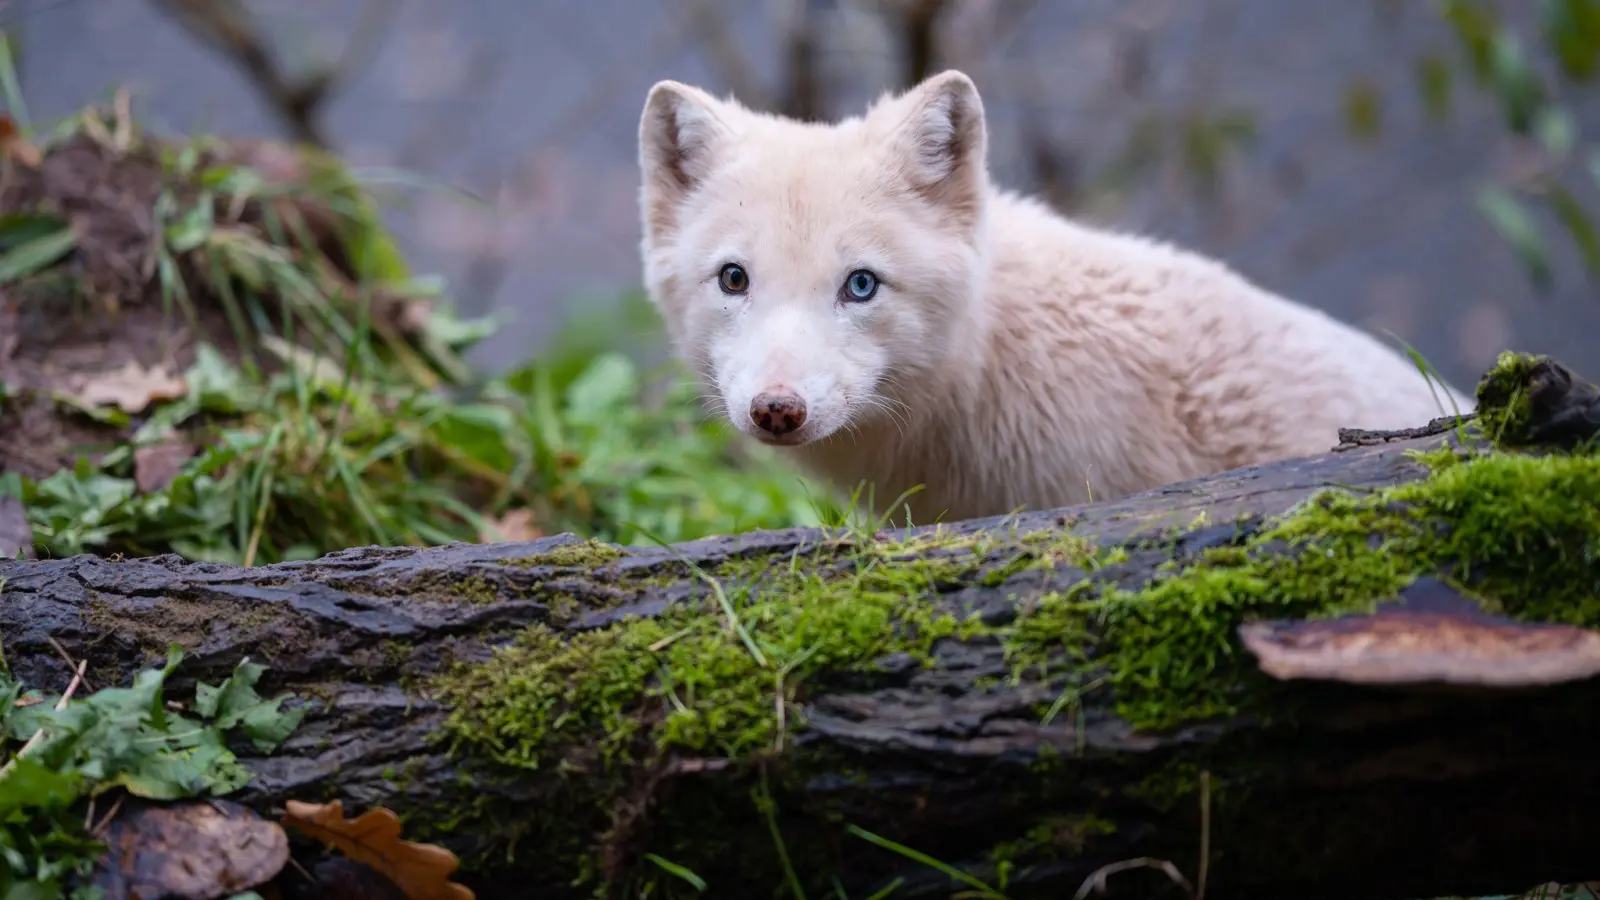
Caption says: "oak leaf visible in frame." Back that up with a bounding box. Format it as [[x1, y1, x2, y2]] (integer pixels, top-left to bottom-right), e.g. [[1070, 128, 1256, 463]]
[[134, 437, 198, 494], [0, 114, 41, 167], [281, 799, 475, 900], [479, 507, 543, 543], [75, 360, 189, 414]]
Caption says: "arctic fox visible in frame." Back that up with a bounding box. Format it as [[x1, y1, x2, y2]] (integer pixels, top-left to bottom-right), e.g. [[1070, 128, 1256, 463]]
[[635, 69, 1474, 525]]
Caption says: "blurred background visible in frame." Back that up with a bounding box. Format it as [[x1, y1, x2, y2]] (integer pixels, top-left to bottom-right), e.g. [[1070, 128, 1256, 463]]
[[14, 0, 1600, 391]]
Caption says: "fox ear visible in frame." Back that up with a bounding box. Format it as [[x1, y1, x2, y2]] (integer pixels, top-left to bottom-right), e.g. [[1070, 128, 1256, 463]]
[[886, 70, 988, 219], [639, 80, 733, 237]]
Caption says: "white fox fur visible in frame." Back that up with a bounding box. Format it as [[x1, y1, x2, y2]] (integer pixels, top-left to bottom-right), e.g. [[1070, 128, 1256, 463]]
[[635, 69, 1474, 525]]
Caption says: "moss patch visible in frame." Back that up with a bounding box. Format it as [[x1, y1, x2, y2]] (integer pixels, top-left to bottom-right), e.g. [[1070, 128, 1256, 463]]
[[505, 539, 625, 569], [988, 813, 1117, 865], [429, 528, 1063, 770], [1008, 444, 1600, 730], [1474, 349, 1547, 444], [85, 594, 303, 663]]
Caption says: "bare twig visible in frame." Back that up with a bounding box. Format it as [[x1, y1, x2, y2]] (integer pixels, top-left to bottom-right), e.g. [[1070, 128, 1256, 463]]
[[47, 635, 92, 692], [895, 0, 951, 88], [1073, 856, 1196, 900], [91, 792, 126, 836], [777, 0, 824, 120], [1197, 770, 1212, 900]]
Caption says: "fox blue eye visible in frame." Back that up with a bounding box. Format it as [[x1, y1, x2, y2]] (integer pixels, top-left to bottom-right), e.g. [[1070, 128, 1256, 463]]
[[843, 269, 878, 302]]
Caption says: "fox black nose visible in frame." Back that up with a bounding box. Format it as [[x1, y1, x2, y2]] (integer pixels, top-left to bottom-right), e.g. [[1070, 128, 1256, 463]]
[[750, 391, 807, 436]]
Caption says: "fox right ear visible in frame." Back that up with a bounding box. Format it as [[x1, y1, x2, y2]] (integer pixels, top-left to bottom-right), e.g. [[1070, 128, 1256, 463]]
[[639, 81, 732, 236]]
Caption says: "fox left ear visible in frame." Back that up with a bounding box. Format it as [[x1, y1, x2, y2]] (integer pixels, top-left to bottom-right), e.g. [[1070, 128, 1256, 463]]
[[887, 70, 988, 215], [639, 80, 735, 239]]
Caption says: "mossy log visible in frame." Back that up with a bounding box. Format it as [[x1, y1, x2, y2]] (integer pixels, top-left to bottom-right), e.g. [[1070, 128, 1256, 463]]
[[2, 353, 1599, 900]]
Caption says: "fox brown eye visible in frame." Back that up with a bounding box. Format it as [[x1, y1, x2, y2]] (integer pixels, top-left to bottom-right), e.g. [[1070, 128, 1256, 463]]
[[718, 263, 749, 294]]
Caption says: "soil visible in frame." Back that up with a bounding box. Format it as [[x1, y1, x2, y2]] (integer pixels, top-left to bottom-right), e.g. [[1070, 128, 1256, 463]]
[[0, 121, 419, 483]]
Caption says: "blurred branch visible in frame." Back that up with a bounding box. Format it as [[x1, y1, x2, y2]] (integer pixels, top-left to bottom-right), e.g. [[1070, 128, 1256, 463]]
[[674, 0, 771, 109], [151, 0, 399, 148], [895, 0, 951, 87], [777, 0, 823, 120]]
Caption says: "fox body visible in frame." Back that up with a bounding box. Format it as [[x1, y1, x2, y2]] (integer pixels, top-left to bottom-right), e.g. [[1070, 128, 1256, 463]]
[[635, 69, 1473, 525]]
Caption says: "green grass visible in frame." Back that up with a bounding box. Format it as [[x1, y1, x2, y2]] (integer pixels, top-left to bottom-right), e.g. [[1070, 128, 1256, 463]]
[[1, 321, 840, 564]]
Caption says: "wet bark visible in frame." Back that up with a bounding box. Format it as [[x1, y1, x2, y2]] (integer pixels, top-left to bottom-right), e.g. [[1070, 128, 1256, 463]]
[[3, 395, 1599, 899]]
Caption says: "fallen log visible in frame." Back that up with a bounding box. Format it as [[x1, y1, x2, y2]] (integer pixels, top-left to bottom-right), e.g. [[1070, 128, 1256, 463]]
[[2, 351, 1599, 900]]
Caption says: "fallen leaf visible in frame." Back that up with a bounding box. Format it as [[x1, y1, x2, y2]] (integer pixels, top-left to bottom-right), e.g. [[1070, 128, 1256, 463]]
[[134, 438, 198, 494], [281, 800, 475, 900], [0, 494, 31, 559], [259, 333, 348, 386], [0, 298, 17, 361], [90, 797, 290, 900], [479, 508, 543, 544], [75, 360, 189, 415], [0, 115, 41, 167]]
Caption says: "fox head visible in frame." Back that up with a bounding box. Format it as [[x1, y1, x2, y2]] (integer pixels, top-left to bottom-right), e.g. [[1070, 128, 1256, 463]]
[[635, 70, 993, 450]]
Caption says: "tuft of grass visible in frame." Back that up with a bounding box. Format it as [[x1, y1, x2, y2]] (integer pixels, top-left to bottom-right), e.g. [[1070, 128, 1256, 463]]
[[3, 330, 840, 563]]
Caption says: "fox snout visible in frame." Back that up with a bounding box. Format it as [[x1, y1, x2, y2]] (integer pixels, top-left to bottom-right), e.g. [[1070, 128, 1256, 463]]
[[749, 389, 808, 438]]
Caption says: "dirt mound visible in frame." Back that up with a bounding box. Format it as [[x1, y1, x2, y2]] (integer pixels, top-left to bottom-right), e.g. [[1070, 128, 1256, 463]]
[[0, 98, 457, 484]]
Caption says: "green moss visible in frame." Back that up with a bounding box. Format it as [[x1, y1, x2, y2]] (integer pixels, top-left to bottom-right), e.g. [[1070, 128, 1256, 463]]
[[1473, 349, 1546, 445], [428, 527, 1106, 774], [988, 813, 1116, 865], [452, 574, 500, 604], [1007, 444, 1600, 731], [505, 538, 625, 569], [432, 535, 1003, 771], [85, 595, 302, 662]]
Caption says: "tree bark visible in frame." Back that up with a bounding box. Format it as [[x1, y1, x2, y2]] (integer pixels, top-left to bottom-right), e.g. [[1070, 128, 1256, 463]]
[[3, 358, 1600, 900]]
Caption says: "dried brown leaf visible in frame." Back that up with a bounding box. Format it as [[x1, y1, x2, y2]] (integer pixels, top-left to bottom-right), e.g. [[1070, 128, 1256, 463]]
[[134, 438, 198, 494], [0, 494, 32, 559], [0, 114, 41, 167], [75, 360, 189, 415], [0, 299, 16, 362], [91, 797, 289, 900], [479, 508, 543, 543], [282, 800, 475, 900]]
